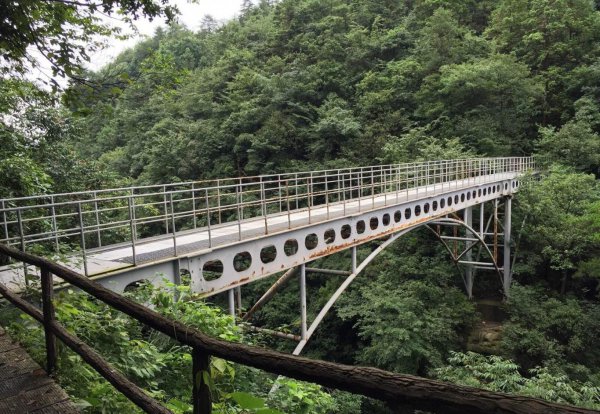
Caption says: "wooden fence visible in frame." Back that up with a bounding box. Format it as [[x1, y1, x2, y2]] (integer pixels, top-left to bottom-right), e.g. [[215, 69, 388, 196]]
[[0, 243, 595, 414]]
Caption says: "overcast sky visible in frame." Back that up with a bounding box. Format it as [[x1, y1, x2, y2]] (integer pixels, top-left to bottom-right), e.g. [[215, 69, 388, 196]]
[[88, 0, 245, 70]]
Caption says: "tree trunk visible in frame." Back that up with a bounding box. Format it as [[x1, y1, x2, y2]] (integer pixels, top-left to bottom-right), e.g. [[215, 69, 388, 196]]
[[560, 270, 569, 295]]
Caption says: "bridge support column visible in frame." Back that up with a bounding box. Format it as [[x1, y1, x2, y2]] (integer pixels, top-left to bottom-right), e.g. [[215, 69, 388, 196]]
[[236, 287, 242, 315], [228, 289, 235, 317], [464, 206, 474, 299], [503, 197, 512, 297], [300, 263, 307, 340], [351, 246, 357, 273]]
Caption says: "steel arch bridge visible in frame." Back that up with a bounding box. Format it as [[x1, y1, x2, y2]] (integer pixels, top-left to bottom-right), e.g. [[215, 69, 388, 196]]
[[0, 157, 536, 353]]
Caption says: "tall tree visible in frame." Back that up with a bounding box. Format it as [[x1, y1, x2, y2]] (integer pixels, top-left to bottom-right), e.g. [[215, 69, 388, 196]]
[[0, 0, 180, 87]]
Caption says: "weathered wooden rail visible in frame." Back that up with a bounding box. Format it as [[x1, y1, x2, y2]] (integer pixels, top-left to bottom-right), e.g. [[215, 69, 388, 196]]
[[0, 243, 596, 414]]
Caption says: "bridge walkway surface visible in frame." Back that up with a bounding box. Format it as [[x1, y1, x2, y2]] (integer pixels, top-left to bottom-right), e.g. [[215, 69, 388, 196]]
[[0, 327, 78, 413]]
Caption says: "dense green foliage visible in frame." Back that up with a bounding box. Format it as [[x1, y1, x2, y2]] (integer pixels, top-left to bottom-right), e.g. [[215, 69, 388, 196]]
[[2, 283, 337, 413], [435, 351, 600, 409], [64, 0, 600, 180], [2, 0, 600, 412]]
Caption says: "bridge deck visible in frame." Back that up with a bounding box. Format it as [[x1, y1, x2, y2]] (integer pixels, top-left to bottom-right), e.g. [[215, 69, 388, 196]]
[[0, 172, 519, 289], [0, 327, 78, 413]]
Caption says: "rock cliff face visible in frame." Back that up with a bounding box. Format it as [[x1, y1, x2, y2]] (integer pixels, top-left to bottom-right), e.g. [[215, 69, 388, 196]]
[[468, 300, 506, 354]]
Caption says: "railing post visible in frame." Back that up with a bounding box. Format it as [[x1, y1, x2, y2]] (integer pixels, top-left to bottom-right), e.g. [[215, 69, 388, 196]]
[[358, 171, 362, 212], [217, 180, 222, 224], [239, 178, 245, 221], [342, 172, 347, 215], [127, 197, 137, 266], [192, 183, 197, 229], [1, 200, 8, 244], [163, 185, 169, 233], [77, 203, 88, 277], [50, 196, 59, 252], [236, 184, 242, 240], [308, 173, 313, 223], [17, 209, 25, 253], [93, 191, 101, 247], [325, 173, 330, 219], [41, 267, 57, 375], [192, 347, 212, 414], [260, 178, 267, 234], [294, 173, 299, 210], [383, 166, 387, 205], [337, 169, 342, 205], [17, 208, 28, 285], [286, 180, 291, 229], [371, 168, 375, 209], [415, 163, 418, 197], [205, 190, 212, 248], [278, 175, 283, 214], [169, 193, 177, 256]]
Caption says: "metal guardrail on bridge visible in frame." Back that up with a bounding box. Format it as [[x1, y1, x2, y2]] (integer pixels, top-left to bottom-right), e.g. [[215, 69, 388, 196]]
[[0, 157, 536, 276]]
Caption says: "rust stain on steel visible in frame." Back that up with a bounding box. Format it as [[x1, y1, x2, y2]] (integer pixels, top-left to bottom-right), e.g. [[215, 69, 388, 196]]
[[229, 276, 249, 287], [307, 214, 447, 260]]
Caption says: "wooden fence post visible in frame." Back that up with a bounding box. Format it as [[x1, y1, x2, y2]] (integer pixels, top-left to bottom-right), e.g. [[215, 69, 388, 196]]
[[192, 347, 211, 414], [41, 267, 57, 375]]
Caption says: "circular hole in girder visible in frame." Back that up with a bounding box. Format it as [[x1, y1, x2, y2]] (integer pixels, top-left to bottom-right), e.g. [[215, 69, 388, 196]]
[[405, 208, 412, 219], [454, 195, 459, 204], [284, 239, 298, 256], [305, 234, 318, 250], [447, 197, 453, 206], [124, 279, 150, 293], [341, 224, 351, 239], [356, 220, 366, 234], [260, 245, 277, 263], [394, 210, 402, 223], [415, 205, 421, 216], [440, 198, 446, 208], [460, 193, 465, 202], [233, 252, 252, 272], [424, 203, 430, 213], [324, 229, 336, 244], [467, 192, 471, 201], [203, 260, 223, 281], [370, 217, 379, 230], [382, 213, 390, 226], [432, 201, 438, 211]]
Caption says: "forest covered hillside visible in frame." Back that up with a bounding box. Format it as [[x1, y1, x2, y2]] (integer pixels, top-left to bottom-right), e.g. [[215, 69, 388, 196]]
[[61, 0, 600, 183], [2, 0, 600, 413]]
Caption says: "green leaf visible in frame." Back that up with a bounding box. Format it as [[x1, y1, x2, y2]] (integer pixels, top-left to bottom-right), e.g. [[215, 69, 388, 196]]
[[231, 392, 265, 409], [212, 357, 227, 373]]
